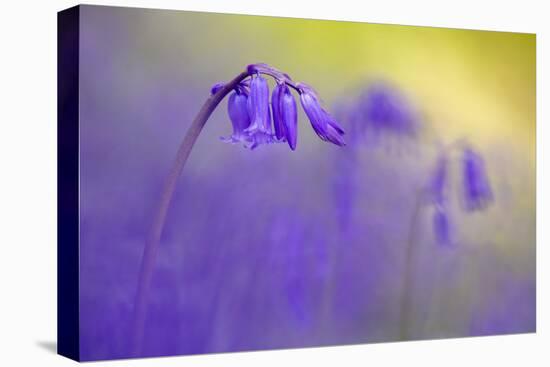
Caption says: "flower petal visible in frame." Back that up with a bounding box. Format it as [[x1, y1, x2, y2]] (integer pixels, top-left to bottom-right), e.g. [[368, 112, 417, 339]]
[[245, 75, 272, 135], [271, 83, 286, 141], [221, 91, 252, 146], [281, 86, 298, 150]]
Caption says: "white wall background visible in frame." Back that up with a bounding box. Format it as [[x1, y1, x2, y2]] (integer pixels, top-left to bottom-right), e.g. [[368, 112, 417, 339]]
[[0, 0, 546, 366]]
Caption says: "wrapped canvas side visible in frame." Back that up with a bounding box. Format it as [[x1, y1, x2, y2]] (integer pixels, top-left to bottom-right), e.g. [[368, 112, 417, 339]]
[[57, 5, 80, 362]]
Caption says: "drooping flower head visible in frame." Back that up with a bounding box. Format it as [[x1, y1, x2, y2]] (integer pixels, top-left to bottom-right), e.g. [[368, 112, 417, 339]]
[[271, 83, 286, 141], [462, 147, 493, 211], [245, 73, 277, 149], [424, 141, 494, 245], [210, 63, 345, 150], [336, 82, 420, 146], [433, 207, 451, 246], [426, 150, 452, 245], [361, 83, 419, 137], [220, 88, 252, 145], [272, 82, 298, 150], [298, 83, 345, 147]]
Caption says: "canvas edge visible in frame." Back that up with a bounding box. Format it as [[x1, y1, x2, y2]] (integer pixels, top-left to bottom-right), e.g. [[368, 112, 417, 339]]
[[57, 4, 81, 362]]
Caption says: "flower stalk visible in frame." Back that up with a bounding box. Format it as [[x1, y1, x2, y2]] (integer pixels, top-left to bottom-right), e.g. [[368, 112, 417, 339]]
[[398, 141, 493, 340], [130, 70, 249, 356], [398, 190, 426, 340], [131, 64, 344, 356]]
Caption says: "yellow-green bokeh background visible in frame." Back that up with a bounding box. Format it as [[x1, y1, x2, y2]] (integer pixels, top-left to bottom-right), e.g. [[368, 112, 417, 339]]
[[136, 9, 535, 147], [133, 8, 536, 251]]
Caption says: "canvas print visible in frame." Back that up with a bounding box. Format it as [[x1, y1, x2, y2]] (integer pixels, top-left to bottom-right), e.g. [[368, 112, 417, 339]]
[[57, 5, 536, 361]]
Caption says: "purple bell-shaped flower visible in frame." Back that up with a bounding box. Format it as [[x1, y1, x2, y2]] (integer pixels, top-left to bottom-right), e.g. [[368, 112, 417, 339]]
[[462, 147, 493, 211], [220, 90, 252, 146]]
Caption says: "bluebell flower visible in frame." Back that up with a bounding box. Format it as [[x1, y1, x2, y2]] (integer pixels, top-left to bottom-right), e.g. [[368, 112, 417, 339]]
[[422, 142, 494, 245], [462, 147, 493, 211], [211, 63, 345, 150], [336, 82, 419, 145], [272, 82, 298, 150], [281, 90, 298, 150], [220, 90, 252, 146], [298, 83, 345, 147], [271, 83, 286, 141], [426, 151, 452, 244], [245, 74, 278, 149], [361, 83, 419, 137], [433, 207, 451, 245]]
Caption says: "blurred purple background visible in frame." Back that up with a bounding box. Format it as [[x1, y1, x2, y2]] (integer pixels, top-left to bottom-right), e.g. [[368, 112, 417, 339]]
[[77, 5, 535, 360]]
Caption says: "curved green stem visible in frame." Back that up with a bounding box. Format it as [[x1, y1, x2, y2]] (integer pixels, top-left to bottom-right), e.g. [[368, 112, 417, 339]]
[[130, 70, 249, 356]]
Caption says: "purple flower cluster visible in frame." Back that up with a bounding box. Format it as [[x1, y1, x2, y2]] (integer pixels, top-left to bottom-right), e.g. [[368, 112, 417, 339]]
[[361, 83, 419, 137], [212, 63, 345, 150], [426, 144, 494, 245], [337, 82, 420, 145]]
